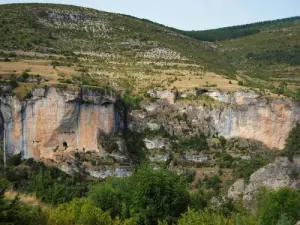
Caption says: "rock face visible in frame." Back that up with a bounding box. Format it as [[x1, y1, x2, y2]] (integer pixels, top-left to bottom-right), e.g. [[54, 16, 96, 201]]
[[3, 87, 300, 161], [228, 179, 245, 200], [130, 89, 300, 149], [0, 86, 124, 159], [242, 157, 296, 206]]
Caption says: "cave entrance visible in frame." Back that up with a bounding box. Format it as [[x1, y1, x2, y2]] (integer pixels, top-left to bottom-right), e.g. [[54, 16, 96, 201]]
[[63, 142, 68, 148]]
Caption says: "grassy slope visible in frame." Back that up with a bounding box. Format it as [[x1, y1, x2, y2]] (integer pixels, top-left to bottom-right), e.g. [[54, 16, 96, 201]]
[[182, 17, 300, 96], [1, 3, 300, 97]]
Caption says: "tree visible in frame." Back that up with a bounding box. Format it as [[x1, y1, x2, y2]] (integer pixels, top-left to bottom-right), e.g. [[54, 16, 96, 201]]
[[284, 123, 300, 161], [276, 214, 292, 225], [46, 198, 112, 225], [178, 208, 258, 225], [131, 166, 189, 225], [258, 188, 300, 225], [89, 181, 123, 218]]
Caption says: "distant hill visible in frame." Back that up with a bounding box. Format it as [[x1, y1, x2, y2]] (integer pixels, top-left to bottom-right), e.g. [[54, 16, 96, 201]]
[[182, 16, 300, 42]]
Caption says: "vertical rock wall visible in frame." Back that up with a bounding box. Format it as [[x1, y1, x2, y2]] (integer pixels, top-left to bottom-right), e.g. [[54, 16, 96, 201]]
[[0, 87, 124, 159]]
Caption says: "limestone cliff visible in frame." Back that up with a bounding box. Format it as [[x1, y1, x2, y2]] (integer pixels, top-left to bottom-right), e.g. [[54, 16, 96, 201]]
[[0, 86, 124, 159], [2, 87, 300, 162], [130, 89, 300, 149]]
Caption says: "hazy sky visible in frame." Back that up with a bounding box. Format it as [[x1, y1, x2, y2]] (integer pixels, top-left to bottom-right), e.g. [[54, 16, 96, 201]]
[[1, 0, 299, 30]]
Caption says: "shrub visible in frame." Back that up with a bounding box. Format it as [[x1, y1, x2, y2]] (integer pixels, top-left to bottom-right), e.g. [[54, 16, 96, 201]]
[[122, 89, 143, 109], [46, 198, 112, 225], [18, 70, 30, 82], [258, 188, 300, 225], [89, 181, 122, 218], [238, 81, 244, 86], [131, 166, 189, 224], [234, 157, 269, 182], [284, 123, 300, 161], [178, 208, 258, 225]]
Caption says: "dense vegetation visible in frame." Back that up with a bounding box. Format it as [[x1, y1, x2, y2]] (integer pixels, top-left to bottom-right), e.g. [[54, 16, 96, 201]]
[[182, 16, 300, 42]]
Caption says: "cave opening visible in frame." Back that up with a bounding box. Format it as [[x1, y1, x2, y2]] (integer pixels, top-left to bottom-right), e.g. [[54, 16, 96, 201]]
[[63, 142, 68, 148]]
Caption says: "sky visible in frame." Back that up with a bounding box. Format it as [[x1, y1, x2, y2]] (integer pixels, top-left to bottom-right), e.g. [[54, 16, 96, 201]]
[[0, 0, 300, 30]]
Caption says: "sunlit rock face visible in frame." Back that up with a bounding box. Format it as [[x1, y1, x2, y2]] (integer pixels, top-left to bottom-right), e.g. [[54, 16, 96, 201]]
[[130, 90, 300, 149], [207, 90, 300, 149], [0, 87, 124, 159]]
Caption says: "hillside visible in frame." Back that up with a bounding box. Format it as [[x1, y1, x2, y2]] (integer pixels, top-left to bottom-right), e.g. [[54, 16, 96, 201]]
[[0, 3, 241, 99], [183, 17, 300, 97], [0, 3, 300, 99]]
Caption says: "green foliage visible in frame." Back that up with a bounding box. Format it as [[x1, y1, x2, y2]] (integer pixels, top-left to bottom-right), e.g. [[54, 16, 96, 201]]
[[276, 214, 292, 225], [182, 16, 300, 42], [237, 81, 244, 86], [17, 70, 30, 82], [122, 89, 143, 109], [28, 167, 88, 204], [178, 208, 258, 225], [205, 175, 222, 192], [198, 175, 222, 193], [185, 170, 196, 183], [89, 180, 123, 218], [284, 123, 300, 161], [234, 157, 269, 182], [88, 166, 189, 225], [0, 186, 45, 225], [46, 198, 113, 225], [247, 50, 300, 66], [258, 188, 300, 225], [183, 28, 260, 42], [218, 152, 235, 168], [174, 133, 208, 153], [189, 190, 208, 210], [131, 166, 189, 224]]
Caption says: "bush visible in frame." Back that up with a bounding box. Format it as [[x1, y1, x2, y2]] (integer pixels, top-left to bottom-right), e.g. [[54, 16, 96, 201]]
[[178, 208, 258, 225], [89, 181, 123, 218], [175, 133, 208, 153], [189, 190, 208, 210], [18, 70, 30, 82], [284, 123, 300, 161], [234, 157, 269, 182], [204, 175, 222, 192], [238, 81, 244, 86], [258, 188, 300, 225], [122, 89, 143, 109], [89, 166, 189, 224], [131, 166, 189, 224], [26, 164, 89, 205], [46, 198, 112, 225]]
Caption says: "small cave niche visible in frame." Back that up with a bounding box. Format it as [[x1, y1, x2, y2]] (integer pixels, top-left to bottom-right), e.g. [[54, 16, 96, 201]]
[[63, 142, 68, 148]]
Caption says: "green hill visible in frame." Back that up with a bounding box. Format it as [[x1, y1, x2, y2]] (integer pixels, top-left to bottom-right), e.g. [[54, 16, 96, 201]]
[[0, 3, 300, 98]]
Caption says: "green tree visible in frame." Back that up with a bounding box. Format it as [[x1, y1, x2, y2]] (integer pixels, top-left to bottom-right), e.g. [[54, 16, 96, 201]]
[[89, 181, 122, 218], [178, 208, 258, 225], [46, 198, 113, 225], [259, 188, 300, 225], [284, 123, 300, 161], [131, 166, 189, 225], [276, 214, 292, 225]]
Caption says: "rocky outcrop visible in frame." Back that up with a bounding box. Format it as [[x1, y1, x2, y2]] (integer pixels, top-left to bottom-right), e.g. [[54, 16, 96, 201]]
[[228, 179, 245, 200], [242, 157, 298, 207], [130, 89, 300, 149], [0, 86, 125, 160]]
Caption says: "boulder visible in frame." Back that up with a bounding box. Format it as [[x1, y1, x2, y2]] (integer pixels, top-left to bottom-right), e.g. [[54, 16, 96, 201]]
[[243, 157, 295, 207], [228, 179, 245, 200]]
